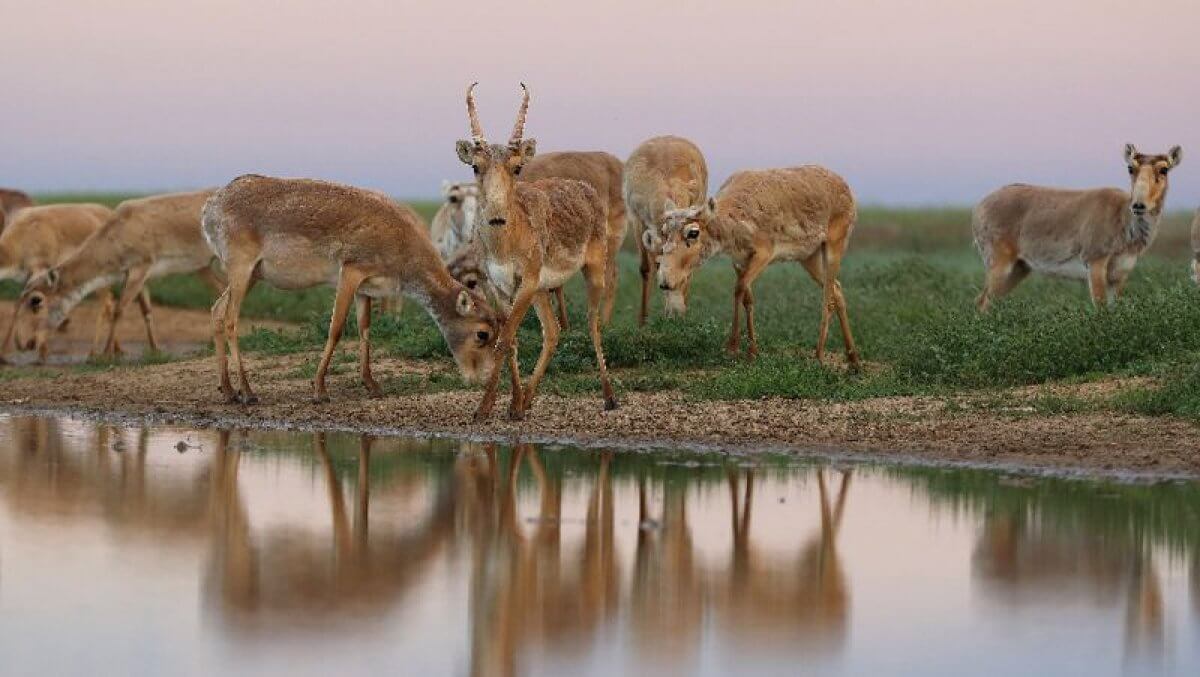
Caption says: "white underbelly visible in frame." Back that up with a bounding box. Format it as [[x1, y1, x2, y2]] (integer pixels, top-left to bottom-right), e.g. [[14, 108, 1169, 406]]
[[148, 256, 205, 279], [1027, 257, 1089, 280], [538, 264, 577, 290]]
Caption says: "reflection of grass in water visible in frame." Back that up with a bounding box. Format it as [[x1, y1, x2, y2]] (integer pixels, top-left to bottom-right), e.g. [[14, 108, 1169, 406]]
[[896, 466, 1200, 554]]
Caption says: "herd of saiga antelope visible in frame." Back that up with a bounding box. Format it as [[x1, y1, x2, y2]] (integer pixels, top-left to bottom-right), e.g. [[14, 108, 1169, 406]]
[[0, 84, 1194, 422]]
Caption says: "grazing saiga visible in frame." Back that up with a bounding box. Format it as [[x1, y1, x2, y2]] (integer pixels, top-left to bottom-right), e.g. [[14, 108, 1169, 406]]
[[202, 175, 500, 404], [656, 166, 860, 366], [974, 144, 1182, 310], [0, 203, 116, 361], [455, 83, 617, 420], [22, 190, 222, 361], [626, 136, 708, 322]]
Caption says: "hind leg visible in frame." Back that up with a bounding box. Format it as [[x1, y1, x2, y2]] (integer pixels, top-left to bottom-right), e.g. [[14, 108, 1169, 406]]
[[313, 266, 369, 403], [355, 292, 383, 398], [601, 221, 624, 325], [977, 241, 1027, 312], [552, 287, 569, 331], [516, 291, 560, 418], [582, 247, 618, 411]]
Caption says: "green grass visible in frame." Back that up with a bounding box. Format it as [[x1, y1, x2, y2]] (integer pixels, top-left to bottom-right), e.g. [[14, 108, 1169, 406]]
[[21, 193, 1200, 416]]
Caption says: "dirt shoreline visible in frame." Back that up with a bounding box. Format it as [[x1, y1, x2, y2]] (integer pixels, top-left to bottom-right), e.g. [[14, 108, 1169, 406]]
[[2, 348, 1198, 480]]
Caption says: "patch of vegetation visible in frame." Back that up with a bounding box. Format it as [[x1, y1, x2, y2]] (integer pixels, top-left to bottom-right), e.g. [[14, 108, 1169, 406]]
[[1113, 361, 1200, 420], [18, 194, 1200, 417]]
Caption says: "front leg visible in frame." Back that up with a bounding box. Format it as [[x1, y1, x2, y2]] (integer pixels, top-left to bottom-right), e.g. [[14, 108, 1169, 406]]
[[475, 277, 539, 422], [1087, 257, 1111, 309]]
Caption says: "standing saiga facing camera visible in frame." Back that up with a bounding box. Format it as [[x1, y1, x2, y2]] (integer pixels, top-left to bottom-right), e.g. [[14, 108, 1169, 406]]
[[655, 166, 860, 367], [455, 83, 618, 421], [974, 144, 1182, 310], [203, 175, 500, 404]]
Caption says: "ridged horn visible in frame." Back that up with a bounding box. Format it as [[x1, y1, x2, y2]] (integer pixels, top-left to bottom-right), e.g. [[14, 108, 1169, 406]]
[[466, 82, 485, 143], [508, 83, 530, 147]]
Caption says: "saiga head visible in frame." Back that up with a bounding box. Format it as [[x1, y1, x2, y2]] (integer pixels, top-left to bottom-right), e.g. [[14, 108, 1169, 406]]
[[454, 83, 537, 229], [649, 197, 717, 315], [1125, 143, 1181, 219], [443, 285, 501, 384], [19, 268, 66, 353]]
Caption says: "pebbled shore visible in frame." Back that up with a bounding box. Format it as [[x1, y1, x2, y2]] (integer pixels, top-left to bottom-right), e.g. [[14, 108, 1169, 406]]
[[2, 348, 1197, 479]]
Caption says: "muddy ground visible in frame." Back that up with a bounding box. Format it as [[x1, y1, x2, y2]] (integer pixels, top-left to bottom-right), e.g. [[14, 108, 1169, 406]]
[[1, 301, 1197, 479]]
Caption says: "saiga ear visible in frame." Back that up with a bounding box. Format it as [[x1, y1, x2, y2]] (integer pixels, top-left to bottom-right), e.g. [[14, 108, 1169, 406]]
[[46, 268, 60, 290], [1124, 143, 1139, 167], [642, 230, 656, 251], [516, 138, 537, 161], [456, 289, 475, 316], [1168, 145, 1183, 168], [456, 140, 475, 166]]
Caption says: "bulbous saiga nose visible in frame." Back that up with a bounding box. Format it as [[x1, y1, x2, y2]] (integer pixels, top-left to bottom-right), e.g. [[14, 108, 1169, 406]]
[[1131, 202, 1147, 214]]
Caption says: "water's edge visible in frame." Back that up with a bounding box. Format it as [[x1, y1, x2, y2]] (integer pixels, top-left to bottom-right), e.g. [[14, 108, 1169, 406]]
[[3, 403, 1193, 484]]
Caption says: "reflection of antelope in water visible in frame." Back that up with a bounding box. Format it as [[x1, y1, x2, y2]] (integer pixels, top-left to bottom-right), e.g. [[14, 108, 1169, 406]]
[[206, 432, 459, 628], [629, 477, 703, 663], [466, 445, 622, 677], [972, 509, 1165, 662], [0, 417, 214, 538], [714, 467, 851, 654]]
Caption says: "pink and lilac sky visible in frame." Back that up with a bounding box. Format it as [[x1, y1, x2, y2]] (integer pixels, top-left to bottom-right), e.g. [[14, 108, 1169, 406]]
[[3, 0, 1199, 205]]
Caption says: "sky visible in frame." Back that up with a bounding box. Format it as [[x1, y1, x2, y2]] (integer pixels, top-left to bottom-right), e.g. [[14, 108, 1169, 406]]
[[2, 0, 1199, 205]]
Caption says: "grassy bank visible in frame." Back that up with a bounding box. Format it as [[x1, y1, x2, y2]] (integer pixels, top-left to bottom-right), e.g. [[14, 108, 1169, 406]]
[[20, 193, 1200, 418]]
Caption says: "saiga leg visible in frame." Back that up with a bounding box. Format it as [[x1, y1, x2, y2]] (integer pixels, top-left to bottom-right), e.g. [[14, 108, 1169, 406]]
[[355, 293, 383, 398], [1087, 257, 1112, 309], [637, 222, 654, 326], [475, 278, 539, 421], [135, 288, 160, 353], [313, 266, 370, 403], [222, 255, 261, 404], [582, 251, 618, 411], [735, 250, 771, 359], [517, 291, 561, 417], [552, 287, 569, 331], [103, 266, 152, 356], [211, 288, 233, 401]]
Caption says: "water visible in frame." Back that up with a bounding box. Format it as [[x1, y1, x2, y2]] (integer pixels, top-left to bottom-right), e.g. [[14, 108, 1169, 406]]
[[0, 414, 1197, 676]]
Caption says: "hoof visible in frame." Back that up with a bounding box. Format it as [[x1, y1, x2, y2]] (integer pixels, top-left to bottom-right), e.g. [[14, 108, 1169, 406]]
[[472, 410, 490, 423], [507, 409, 525, 422], [604, 397, 619, 411], [312, 393, 330, 404]]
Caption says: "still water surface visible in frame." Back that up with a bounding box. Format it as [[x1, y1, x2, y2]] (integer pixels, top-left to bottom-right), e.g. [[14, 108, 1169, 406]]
[[0, 414, 1197, 676]]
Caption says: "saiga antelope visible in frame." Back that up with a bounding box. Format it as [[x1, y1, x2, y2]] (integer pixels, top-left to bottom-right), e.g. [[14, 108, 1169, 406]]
[[0, 189, 33, 233], [0, 203, 117, 361], [22, 190, 223, 361], [626, 136, 708, 323], [974, 144, 1182, 310], [455, 83, 617, 420], [656, 166, 860, 366], [520, 150, 627, 326], [430, 180, 479, 260], [202, 175, 500, 404]]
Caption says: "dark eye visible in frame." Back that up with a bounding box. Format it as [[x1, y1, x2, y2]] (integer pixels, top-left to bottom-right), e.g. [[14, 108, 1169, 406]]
[[1128, 166, 1136, 175], [476, 330, 490, 343], [472, 165, 480, 176], [1158, 167, 1169, 176], [686, 227, 700, 240], [466, 279, 478, 289], [513, 166, 521, 176], [28, 295, 42, 309]]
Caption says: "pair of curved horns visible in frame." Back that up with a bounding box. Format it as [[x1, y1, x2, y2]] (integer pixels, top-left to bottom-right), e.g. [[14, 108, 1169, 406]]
[[465, 83, 530, 147]]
